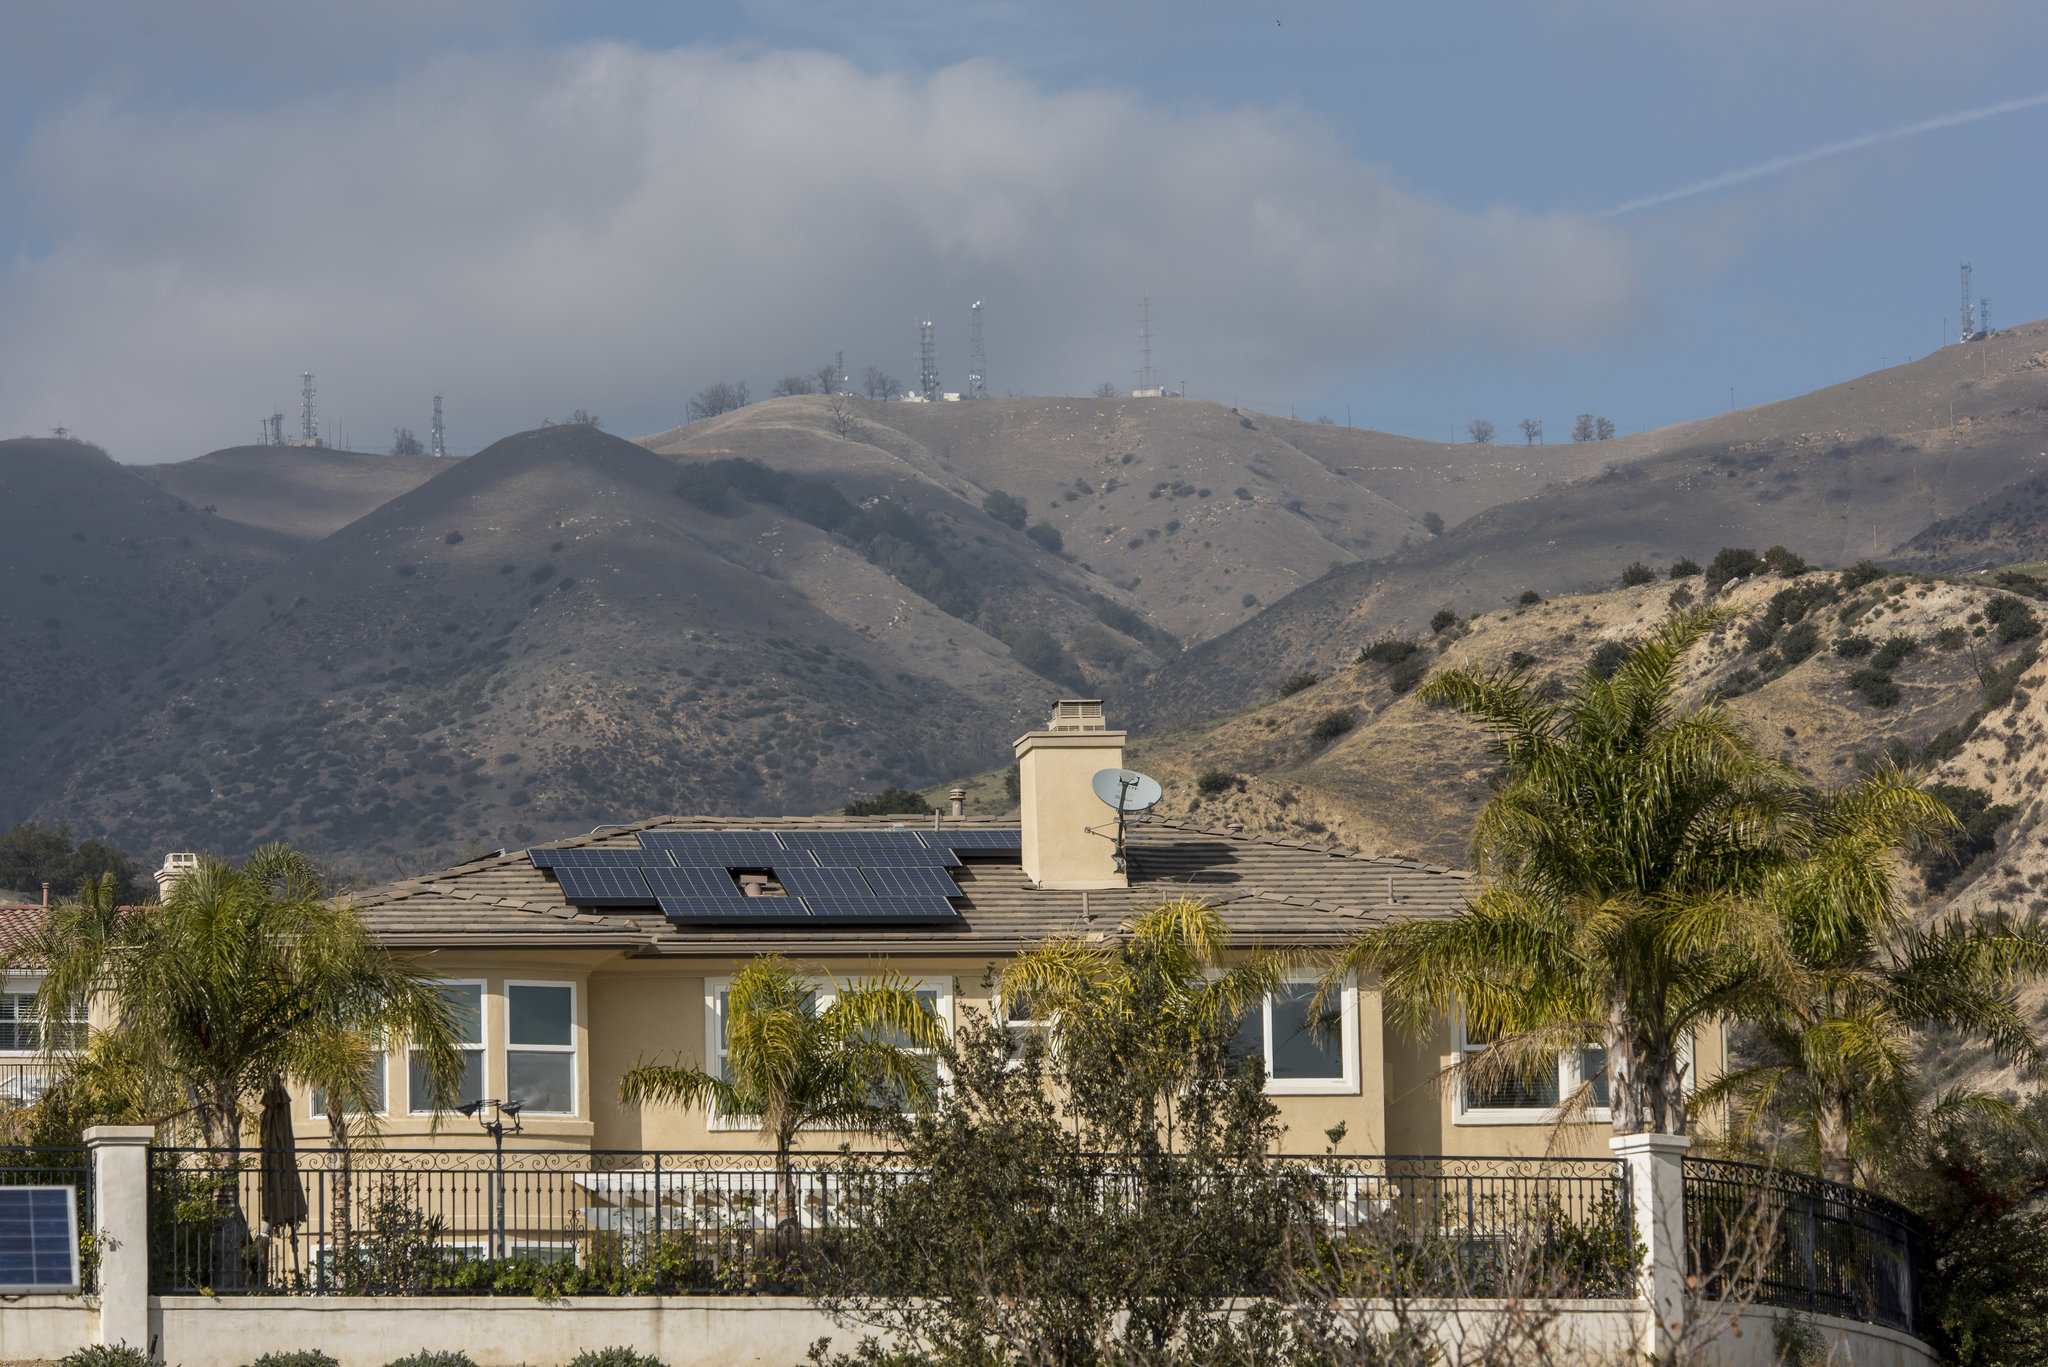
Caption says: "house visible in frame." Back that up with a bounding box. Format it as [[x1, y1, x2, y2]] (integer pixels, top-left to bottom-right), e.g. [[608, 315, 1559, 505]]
[[316, 700, 1724, 1157]]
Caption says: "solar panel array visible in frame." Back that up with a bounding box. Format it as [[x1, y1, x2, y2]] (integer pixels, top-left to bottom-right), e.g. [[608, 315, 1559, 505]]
[[528, 827, 1017, 928], [0, 1187, 78, 1293]]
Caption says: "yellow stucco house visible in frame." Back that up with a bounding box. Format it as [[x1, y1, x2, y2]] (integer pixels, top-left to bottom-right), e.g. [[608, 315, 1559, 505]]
[[314, 700, 1722, 1160]]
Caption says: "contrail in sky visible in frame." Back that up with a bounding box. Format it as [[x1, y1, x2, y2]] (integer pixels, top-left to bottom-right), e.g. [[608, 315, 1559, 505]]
[[1602, 89, 2048, 217]]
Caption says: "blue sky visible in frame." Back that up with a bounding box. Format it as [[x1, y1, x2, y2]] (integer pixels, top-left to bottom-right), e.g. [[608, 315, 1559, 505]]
[[3, 1, 2044, 462]]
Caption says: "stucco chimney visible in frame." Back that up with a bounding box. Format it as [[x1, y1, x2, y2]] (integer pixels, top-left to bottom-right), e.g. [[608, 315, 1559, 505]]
[[1015, 699, 1126, 890], [155, 852, 198, 900]]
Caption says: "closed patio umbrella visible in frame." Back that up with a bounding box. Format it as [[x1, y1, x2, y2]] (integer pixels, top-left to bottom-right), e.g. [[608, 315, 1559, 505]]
[[257, 1079, 308, 1230]]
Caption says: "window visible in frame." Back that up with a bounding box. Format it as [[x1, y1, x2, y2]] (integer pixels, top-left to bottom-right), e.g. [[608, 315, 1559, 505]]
[[506, 982, 576, 1115], [704, 975, 951, 1128], [0, 989, 85, 1053], [1453, 1015, 1611, 1124], [1230, 976, 1358, 1096], [310, 1052, 388, 1118], [411, 981, 484, 1113]]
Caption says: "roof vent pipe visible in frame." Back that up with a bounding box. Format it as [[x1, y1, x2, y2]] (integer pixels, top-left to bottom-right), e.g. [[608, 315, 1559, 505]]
[[948, 788, 966, 819]]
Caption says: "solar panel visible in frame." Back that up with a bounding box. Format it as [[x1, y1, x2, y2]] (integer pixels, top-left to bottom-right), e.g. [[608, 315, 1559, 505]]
[[658, 896, 815, 925], [776, 866, 879, 898], [0, 1186, 78, 1294], [780, 829, 926, 848], [925, 829, 1022, 853], [552, 867, 656, 907], [529, 848, 674, 869], [835, 846, 960, 867], [858, 866, 965, 899], [641, 867, 748, 900], [800, 897, 964, 925], [638, 831, 790, 862]]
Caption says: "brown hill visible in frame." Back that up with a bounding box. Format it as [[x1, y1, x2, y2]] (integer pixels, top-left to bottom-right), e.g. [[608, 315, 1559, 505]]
[[137, 445, 456, 543]]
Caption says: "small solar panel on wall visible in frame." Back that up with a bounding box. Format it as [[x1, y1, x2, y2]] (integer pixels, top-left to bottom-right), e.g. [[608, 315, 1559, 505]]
[[0, 1186, 79, 1293]]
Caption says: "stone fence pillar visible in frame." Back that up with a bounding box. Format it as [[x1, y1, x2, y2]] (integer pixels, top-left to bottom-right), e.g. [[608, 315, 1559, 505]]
[[86, 1125, 155, 1352], [1612, 1131, 1691, 1363]]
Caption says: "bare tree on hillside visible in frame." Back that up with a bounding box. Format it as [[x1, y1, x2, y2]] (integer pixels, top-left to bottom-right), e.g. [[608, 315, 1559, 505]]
[[772, 375, 816, 397], [827, 391, 864, 442], [1466, 419, 1495, 444], [1518, 418, 1542, 445], [1596, 417, 1616, 440], [1094, 382, 1120, 398], [863, 367, 901, 401], [1572, 413, 1596, 442], [688, 382, 749, 421], [568, 409, 601, 428], [813, 363, 841, 396], [390, 428, 425, 456]]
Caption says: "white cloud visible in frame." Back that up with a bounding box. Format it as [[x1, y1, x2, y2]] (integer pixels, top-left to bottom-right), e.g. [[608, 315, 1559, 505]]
[[0, 43, 1636, 461]]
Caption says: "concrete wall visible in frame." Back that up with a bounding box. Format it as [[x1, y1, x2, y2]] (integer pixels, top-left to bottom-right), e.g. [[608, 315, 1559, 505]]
[[0, 1298, 1935, 1367]]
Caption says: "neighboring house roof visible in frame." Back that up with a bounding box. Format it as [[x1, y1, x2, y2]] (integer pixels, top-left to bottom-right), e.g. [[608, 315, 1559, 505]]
[[348, 817, 1474, 957], [0, 906, 44, 958]]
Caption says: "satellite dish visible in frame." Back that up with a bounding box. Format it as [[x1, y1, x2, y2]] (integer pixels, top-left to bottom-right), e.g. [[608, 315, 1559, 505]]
[[1092, 768, 1163, 813]]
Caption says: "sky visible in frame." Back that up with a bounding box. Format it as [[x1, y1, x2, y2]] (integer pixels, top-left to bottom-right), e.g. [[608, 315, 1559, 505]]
[[2, 1, 2045, 463]]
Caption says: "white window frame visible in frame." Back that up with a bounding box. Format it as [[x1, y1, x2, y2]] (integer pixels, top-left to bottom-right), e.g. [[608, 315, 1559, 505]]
[[1451, 1016, 1620, 1127], [0, 975, 86, 1055], [504, 979, 578, 1117], [410, 978, 487, 1115], [703, 973, 953, 1131], [1234, 973, 1359, 1097]]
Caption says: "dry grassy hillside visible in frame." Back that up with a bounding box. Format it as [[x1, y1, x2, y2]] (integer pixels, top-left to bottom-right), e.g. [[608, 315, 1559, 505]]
[[946, 563, 2040, 873], [138, 445, 457, 543], [1133, 323, 2048, 728]]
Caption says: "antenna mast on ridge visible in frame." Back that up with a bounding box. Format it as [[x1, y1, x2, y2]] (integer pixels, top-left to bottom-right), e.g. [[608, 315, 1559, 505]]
[[300, 372, 318, 444], [430, 393, 446, 457], [968, 302, 988, 399], [1960, 264, 1975, 341], [1138, 296, 1155, 392], [918, 320, 939, 402]]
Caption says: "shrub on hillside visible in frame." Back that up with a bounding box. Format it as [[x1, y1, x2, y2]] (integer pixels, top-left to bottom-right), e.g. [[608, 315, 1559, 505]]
[[1587, 640, 1629, 680], [844, 787, 934, 818], [1987, 595, 2042, 644], [62, 1348, 149, 1367], [1870, 635, 1920, 672], [1915, 784, 2021, 894], [1777, 620, 1823, 668], [1388, 655, 1430, 694], [1196, 770, 1245, 796], [1309, 710, 1356, 744], [1517, 590, 1542, 606], [1008, 627, 1084, 687], [1762, 545, 1810, 577], [1668, 557, 1702, 579], [1420, 511, 1445, 535], [1835, 635, 1876, 658], [1838, 560, 1889, 592], [1358, 640, 1419, 666], [1507, 651, 1538, 671], [566, 1350, 667, 1367], [1847, 668, 1902, 708], [1704, 547, 1764, 592], [1429, 608, 1459, 634], [1278, 673, 1320, 697], [1667, 585, 1695, 611], [1025, 522, 1064, 555], [1936, 626, 1968, 650], [982, 489, 1029, 530], [1621, 561, 1656, 587]]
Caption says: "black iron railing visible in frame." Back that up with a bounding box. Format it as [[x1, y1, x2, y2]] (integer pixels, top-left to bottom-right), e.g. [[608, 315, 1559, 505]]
[[0, 1061, 64, 1106], [0, 1146, 94, 1291], [1685, 1157, 1921, 1335], [145, 1147, 1637, 1299]]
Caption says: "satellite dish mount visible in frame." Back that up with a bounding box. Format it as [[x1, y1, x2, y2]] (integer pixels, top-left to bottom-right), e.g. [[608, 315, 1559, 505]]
[[1089, 768, 1163, 871]]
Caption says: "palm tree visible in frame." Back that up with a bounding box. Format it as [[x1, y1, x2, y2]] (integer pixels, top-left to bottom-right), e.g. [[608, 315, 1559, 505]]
[[13, 845, 466, 1282], [997, 896, 1292, 1152], [618, 955, 945, 1231], [1330, 607, 1944, 1137], [1704, 779, 2048, 1183]]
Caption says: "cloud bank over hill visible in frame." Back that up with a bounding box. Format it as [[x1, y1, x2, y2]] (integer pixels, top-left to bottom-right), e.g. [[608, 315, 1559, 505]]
[[0, 43, 1635, 462]]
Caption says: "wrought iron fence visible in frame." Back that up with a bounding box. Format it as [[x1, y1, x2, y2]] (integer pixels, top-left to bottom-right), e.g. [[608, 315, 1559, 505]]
[[145, 1146, 1636, 1299], [1684, 1157, 1921, 1335], [0, 1061, 63, 1107], [0, 1146, 94, 1291]]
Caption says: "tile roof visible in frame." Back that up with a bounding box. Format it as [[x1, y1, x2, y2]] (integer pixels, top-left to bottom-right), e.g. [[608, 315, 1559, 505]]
[[349, 816, 1475, 958], [0, 906, 44, 956]]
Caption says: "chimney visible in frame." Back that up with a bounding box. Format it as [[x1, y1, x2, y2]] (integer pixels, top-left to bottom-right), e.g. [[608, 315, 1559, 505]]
[[948, 788, 967, 820], [1014, 699, 1126, 890], [155, 852, 198, 900]]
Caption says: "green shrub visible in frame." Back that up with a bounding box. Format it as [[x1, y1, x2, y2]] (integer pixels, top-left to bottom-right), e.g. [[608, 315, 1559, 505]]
[[1762, 545, 1810, 577], [1835, 635, 1875, 658], [1587, 640, 1629, 680], [1241, 593, 1259, 608], [1667, 557, 1702, 579], [1621, 561, 1656, 587], [1025, 522, 1064, 555], [381, 1354, 478, 1367], [1987, 594, 2042, 644], [1847, 668, 1901, 708], [245, 1354, 341, 1367], [62, 1347, 150, 1367], [566, 1351, 667, 1367], [1309, 710, 1356, 744], [1429, 608, 1458, 634], [1359, 640, 1419, 666], [1870, 634, 1919, 671], [1838, 560, 1889, 591], [1388, 656, 1430, 694], [1233, 487, 1252, 500], [1507, 651, 1538, 671], [1420, 511, 1445, 535], [982, 489, 1029, 530], [1278, 673, 1320, 697], [1936, 625, 1968, 650], [1777, 621, 1823, 668], [1517, 590, 1542, 606], [1916, 784, 2022, 894], [1196, 770, 1244, 796], [1704, 546, 1763, 591], [1666, 585, 1695, 611], [844, 787, 933, 818]]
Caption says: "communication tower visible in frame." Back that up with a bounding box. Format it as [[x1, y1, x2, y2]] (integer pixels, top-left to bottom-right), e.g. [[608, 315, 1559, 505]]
[[968, 302, 988, 399], [300, 372, 318, 443], [834, 350, 846, 395], [1980, 298, 1993, 338], [1960, 264, 1975, 341], [1138, 296, 1156, 391], [918, 320, 939, 402], [430, 393, 446, 457]]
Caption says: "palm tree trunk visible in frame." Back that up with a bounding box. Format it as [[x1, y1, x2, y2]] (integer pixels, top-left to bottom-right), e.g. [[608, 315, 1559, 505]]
[[327, 1105, 354, 1288], [207, 1079, 253, 1289], [1817, 1089, 1855, 1187]]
